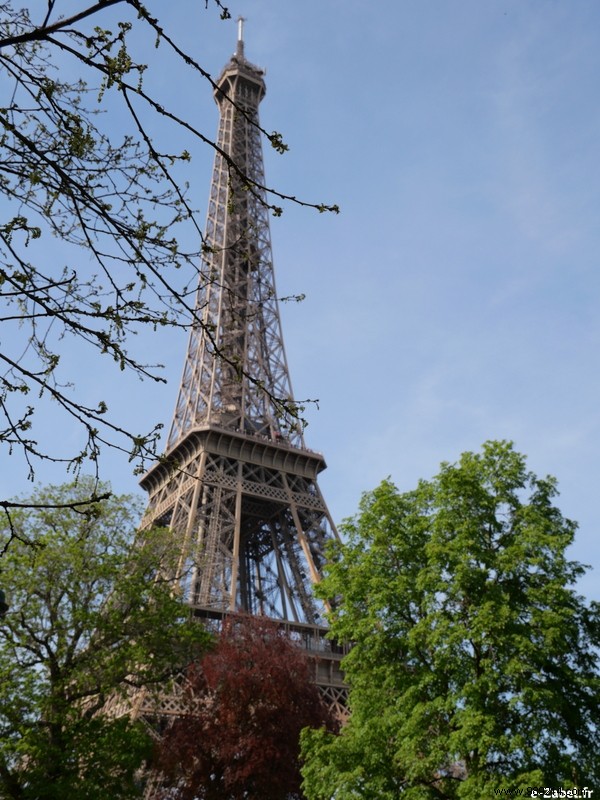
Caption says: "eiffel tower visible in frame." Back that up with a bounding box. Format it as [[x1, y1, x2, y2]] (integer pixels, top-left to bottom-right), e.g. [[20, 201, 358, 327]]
[[138, 20, 346, 715]]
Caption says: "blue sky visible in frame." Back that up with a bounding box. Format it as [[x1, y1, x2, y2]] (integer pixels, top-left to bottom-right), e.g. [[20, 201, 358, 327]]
[[2, 1, 600, 599]]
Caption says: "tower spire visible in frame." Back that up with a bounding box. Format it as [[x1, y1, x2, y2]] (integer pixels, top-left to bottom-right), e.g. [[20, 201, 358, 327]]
[[236, 15, 245, 59]]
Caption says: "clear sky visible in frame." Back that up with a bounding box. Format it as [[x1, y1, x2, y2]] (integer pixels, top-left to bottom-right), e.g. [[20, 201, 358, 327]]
[[2, 1, 600, 599]]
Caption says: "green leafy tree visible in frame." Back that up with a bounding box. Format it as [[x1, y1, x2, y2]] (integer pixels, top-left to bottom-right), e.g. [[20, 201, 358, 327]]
[[0, 478, 211, 800], [301, 441, 600, 799]]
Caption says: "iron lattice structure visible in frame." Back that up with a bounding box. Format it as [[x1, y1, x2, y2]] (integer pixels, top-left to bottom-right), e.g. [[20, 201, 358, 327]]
[[101, 36, 346, 800], [138, 26, 345, 714]]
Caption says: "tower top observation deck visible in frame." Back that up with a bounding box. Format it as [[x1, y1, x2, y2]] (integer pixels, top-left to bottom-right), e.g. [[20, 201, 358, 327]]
[[215, 16, 266, 105]]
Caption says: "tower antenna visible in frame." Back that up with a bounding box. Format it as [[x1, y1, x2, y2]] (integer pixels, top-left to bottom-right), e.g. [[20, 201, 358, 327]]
[[236, 16, 246, 58]]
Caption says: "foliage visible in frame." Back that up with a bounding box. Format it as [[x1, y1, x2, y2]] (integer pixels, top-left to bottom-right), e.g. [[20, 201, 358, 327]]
[[155, 614, 338, 800], [0, 478, 211, 800], [301, 441, 600, 799], [0, 2, 338, 511]]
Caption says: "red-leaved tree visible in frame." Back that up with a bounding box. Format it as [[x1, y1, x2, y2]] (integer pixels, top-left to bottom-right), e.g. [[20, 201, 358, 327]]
[[154, 615, 338, 800]]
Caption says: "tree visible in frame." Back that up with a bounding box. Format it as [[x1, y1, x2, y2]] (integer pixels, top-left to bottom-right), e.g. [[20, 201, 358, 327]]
[[0, 2, 338, 514], [0, 478, 211, 799], [300, 441, 600, 799], [155, 614, 338, 800]]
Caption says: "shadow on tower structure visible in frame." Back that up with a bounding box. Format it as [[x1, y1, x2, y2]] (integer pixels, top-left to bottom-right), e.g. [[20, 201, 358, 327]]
[[137, 20, 347, 719]]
